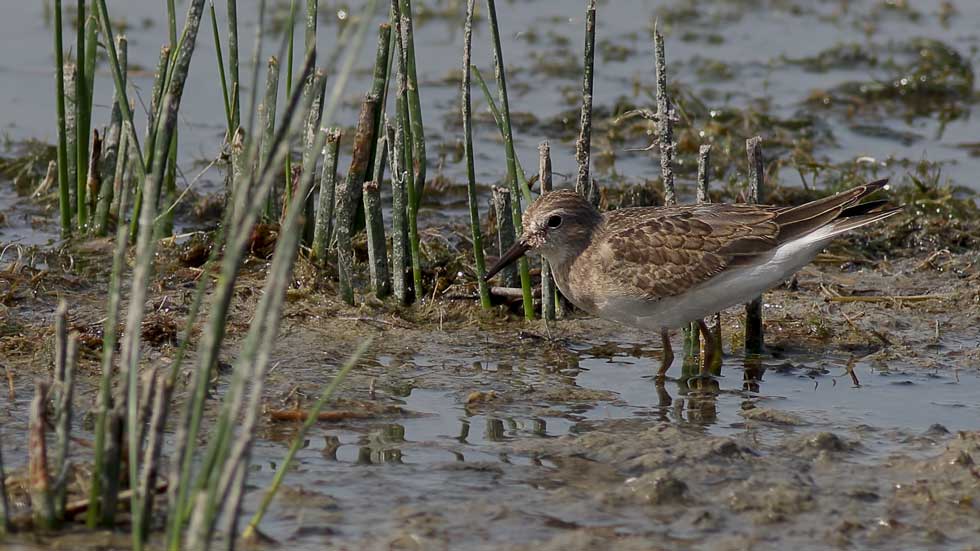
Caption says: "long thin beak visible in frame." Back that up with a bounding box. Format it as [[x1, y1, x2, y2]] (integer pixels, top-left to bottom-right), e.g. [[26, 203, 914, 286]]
[[483, 240, 529, 282]]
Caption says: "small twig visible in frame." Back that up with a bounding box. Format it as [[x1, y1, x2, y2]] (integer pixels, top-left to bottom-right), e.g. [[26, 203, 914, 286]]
[[540, 141, 556, 321], [826, 294, 948, 303], [744, 136, 765, 354], [491, 186, 517, 288]]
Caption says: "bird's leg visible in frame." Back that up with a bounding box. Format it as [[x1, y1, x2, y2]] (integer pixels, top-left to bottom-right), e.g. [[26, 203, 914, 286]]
[[697, 319, 716, 377], [656, 328, 673, 383]]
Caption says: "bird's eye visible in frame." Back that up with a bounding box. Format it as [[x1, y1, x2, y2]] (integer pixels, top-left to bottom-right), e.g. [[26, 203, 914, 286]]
[[546, 215, 563, 229]]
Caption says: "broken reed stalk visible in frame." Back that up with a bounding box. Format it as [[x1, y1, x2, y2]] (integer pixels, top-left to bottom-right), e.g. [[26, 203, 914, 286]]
[[486, 0, 534, 320], [29, 380, 54, 530], [575, 0, 596, 203], [85, 131, 102, 218], [64, 63, 78, 222], [55, 334, 78, 521], [242, 340, 371, 541], [300, 69, 327, 244], [77, 11, 97, 229], [393, 2, 424, 300], [388, 120, 409, 304], [54, 0, 71, 235], [653, 21, 675, 206], [94, 36, 127, 235], [52, 301, 72, 520], [398, 0, 426, 207], [209, 1, 233, 133], [539, 141, 556, 320], [461, 0, 492, 309], [260, 56, 280, 219], [364, 136, 391, 298], [492, 187, 518, 288], [744, 136, 765, 355], [146, 46, 171, 150], [137, 374, 169, 537], [697, 145, 722, 374], [336, 94, 380, 305], [311, 128, 341, 265]]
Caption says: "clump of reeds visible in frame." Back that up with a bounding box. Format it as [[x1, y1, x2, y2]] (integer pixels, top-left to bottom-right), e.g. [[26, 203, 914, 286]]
[[14, 2, 378, 549]]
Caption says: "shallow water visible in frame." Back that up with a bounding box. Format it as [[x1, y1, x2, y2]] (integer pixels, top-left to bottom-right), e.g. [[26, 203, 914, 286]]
[[3, 0, 979, 208]]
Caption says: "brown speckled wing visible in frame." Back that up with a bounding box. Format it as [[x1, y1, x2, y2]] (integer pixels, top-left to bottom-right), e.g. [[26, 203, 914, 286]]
[[586, 204, 781, 299]]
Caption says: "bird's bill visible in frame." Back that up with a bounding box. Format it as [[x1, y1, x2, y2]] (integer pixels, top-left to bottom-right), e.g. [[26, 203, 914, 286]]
[[483, 240, 529, 282]]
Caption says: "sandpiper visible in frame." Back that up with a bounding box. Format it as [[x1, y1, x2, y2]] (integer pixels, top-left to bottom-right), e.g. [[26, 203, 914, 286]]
[[485, 179, 899, 380]]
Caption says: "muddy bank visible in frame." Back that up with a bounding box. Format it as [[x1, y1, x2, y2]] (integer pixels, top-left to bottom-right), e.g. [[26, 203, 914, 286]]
[[3, 236, 978, 549]]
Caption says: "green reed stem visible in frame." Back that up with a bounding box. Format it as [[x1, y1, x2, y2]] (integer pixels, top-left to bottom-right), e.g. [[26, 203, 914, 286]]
[[575, 0, 596, 203], [77, 3, 96, 228], [284, 0, 297, 209], [393, 2, 423, 300], [227, 0, 241, 131], [367, 23, 392, 183], [461, 0, 491, 308], [398, 0, 426, 208], [94, 0, 147, 177], [203, 92, 333, 542], [86, 148, 131, 527], [167, 52, 317, 550], [486, 0, 534, 320], [471, 66, 531, 201], [115, 3, 207, 548], [242, 340, 371, 540], [54, 0, 71, 236], [300, 69, 327, 244], [209, 1, 233, 133]]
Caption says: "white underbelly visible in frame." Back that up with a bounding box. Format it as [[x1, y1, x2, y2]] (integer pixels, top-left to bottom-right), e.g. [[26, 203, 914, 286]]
[[593, 230, 833, 330]]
